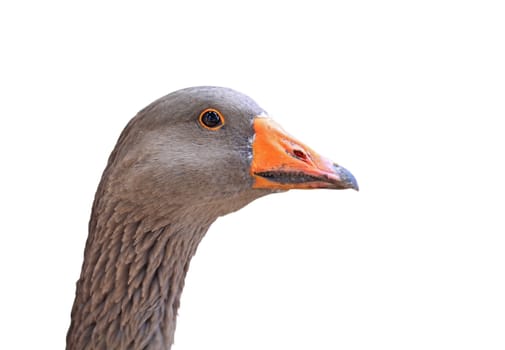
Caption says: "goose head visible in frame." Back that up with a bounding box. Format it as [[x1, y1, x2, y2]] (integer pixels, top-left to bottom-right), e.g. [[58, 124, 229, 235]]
[[102, 86, 357, 221]]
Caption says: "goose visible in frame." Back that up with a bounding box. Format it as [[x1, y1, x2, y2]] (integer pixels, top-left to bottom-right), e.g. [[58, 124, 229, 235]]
[[67, 86, 358, 350]]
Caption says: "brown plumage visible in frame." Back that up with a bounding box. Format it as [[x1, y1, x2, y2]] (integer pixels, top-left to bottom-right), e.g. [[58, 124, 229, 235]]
[[67, 86, 358, 350]]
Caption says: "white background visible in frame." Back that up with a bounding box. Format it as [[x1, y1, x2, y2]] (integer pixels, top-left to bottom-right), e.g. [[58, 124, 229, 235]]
[[1, 1, 504, 349]]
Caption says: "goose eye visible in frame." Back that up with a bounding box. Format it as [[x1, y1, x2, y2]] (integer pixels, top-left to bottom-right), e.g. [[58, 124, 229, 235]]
[[199, 109, 224, 130]]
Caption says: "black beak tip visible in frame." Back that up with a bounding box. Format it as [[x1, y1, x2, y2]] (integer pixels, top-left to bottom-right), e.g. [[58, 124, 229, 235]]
[[333, 163, 359, 191]]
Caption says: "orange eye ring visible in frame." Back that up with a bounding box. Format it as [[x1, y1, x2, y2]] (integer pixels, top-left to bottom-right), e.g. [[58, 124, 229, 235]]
[[198, 108, 225, 130]]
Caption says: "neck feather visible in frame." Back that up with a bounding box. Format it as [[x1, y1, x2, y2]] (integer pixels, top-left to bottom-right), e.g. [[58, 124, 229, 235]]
[[67, 198, 211, 350]]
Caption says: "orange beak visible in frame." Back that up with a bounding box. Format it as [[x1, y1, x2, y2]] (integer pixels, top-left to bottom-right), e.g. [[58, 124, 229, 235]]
[[251, 117, 359, 191]]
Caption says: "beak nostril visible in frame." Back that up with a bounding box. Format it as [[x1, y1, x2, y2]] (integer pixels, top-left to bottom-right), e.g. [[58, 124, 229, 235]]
[[293, 149, 307, 160]]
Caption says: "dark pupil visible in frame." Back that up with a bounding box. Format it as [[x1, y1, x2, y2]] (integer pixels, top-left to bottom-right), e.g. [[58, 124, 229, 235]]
[[202, 111, 221, 127]]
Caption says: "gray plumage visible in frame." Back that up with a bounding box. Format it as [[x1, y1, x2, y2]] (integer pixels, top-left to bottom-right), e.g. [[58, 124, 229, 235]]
[[67, 87, 272, 349], [67, 86, 357, 350]]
